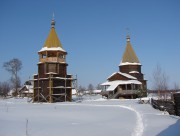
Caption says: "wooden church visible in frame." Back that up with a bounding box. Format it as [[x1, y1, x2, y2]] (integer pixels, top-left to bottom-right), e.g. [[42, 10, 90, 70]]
[[33, 18, 73, 103], [101, 35, 147, 99]]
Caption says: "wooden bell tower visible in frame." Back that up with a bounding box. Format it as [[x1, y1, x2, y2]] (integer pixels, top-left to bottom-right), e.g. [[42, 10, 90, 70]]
[[33, 17, 72, 103]]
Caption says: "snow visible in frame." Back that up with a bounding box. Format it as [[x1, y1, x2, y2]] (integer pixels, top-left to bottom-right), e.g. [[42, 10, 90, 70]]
[[53, 77, 73, 80], [101, 80, 142, 91], [105, 81, 119, 91], [46, 72, 58, 75], [0, 96, 180, 136], [119, 62, 141, 66], [72, 89, 77, 95], [129, 71, 139, 74], [108, 72, 137, 80], [33, 78, 48, 81], [39, 47, 66, 53], [92, 90, 101, 94], [25, 85, 33, 93]]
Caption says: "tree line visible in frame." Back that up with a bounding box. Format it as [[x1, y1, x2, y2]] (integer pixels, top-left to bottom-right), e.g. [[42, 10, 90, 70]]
[[0, 58, 179, 98], [153, 64, 179, 90], [78, 83, 102, 94]]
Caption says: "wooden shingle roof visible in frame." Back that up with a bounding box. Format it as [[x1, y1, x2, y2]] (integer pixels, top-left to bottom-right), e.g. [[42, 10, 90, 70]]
[[43, 19, 63, 48], [120, 35, 140, 66]]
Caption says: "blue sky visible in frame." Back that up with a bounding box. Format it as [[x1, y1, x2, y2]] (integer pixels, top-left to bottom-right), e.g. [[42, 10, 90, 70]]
[[0, 0, 180, 89]]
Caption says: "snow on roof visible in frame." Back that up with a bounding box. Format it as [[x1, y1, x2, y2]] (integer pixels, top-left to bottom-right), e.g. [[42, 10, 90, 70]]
[[101, 80, 142, 91], [22, 91, 33, 94], [38, 47, 66, 53], [101, 81, 110, 86], [129, 71, 139, 74], [107, 83, 119, 91], [53, 77, 73, 80], [119, 61, 141, 66], [50, 86, 72, 89], [19, 85, 33, 93], [108, 72, 137, 80], [93, 90, 102, 93], [101, 80, 142, 86], [72, 89, 77, 95], [46, 72, 58, 75]]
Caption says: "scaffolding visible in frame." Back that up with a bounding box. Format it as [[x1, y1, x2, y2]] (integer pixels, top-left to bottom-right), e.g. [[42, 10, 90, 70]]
[[33, 73, 77, 103]]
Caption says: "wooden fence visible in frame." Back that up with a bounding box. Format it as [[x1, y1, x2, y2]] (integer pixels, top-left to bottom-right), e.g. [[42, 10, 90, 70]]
[[174, 93, 180, 116], [151, 99, 175, 115]]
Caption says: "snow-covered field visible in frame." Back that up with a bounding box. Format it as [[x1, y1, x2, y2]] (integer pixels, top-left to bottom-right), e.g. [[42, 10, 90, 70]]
[[0, 95, 180, 136]]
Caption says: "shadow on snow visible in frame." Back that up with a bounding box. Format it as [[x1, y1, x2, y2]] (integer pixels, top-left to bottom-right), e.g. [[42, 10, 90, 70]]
[[157, 117, 180, 136]]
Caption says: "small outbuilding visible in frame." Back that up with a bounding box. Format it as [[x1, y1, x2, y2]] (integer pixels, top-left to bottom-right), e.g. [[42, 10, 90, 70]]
[[19, 81, 33, 97]]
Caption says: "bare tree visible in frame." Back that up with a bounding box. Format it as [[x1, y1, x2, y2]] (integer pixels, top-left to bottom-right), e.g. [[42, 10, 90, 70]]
[[96, 84, 102, 90], [88, 84, 94, 95], [173, 82, 179, 90], [152, 64, 169, 99], [3, 58, 22, 96], [0, 82, 10, 97], [78, 85, 86, 93], [0, 82, 2, 96]]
